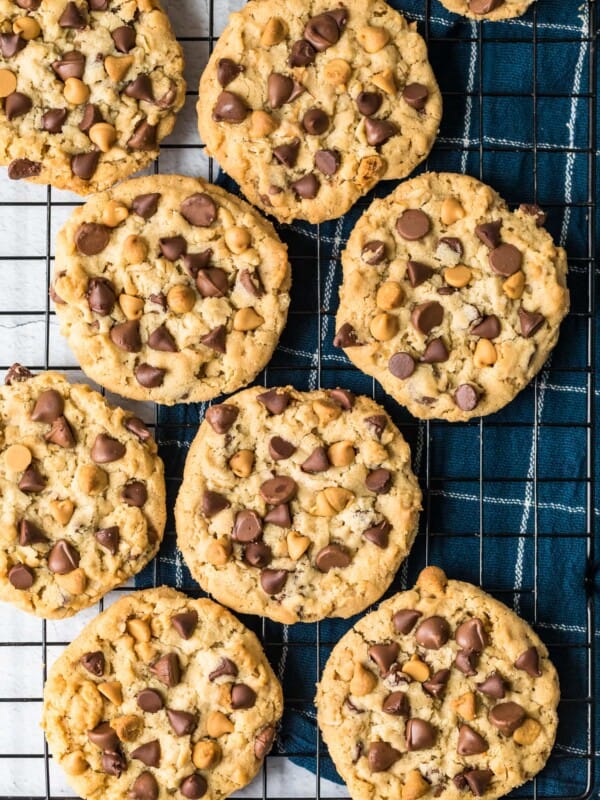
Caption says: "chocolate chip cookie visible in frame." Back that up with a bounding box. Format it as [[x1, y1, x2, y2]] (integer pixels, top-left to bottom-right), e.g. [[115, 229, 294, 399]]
[[42, 586, 283, 800], [52, 175, 291, 405], [317, 566, 559, 800], [175, 386, 422, 624], [0, 0, 185, 194], [0, 366, 165, 618], [197, 0, 442, 224], [437, 0, 534, 21], [335, 173, 569, 421]]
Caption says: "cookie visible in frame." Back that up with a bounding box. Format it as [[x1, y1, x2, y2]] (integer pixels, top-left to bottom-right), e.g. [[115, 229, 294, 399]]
[[0, 366, 165, 618], [197, 0, 442, 224], [0, 0, 185, 194], [335, 173, 569, 421], [316, 566, 559, 800], [175, 386, 422, 624], [437, 0, 534, 21], [42, 586, 283, 800], [52, 175, 291, 405]]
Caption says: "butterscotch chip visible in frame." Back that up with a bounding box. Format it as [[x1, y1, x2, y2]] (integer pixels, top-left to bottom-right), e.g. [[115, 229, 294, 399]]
[[119, 294, 144, 320], [233, 307, 264, 331], [357, 25, 390, 53], [123, 234, 148, 265], [98, 681, 123, 705], [402, 770, 430, 800], [323, 58, 352, 86], [513, 717, 542, 745], [312, 399, 341, 425], [286, 531, 310, 560], [260, 17, 287, 46], [126, 618, 151, 642], [370, 312, 398, 342], [452, 691, 477, 721], [77, 464, 108, 495], [0, 69, 17, 98], [63, 78, 90, 105], [205, 540, 231, 566], [372, 69, 396, 95], [206, 710, 235, 737], [402, 654, 430, 682], [89, 123, 117, 153], [13, 16, 41, 39], [440, 197, 466, 225], [5, 444, 32, 471], [62, 751, 88, 776], [249, 110, 278, 138], [49, 499, 75, 525], [167, 285, 196, 314], [192, 740, 222, 769], [328, 441, 355, 467], [224, 227, 251, 254], [55, 568, 87, 595], [102, 201, 129, 228], [503, 270, 525, 299], [350, 663, 377, 696], [376, 281, 404, 310], [104, 55, 134, 83], [443, 265, 471, 288], [473, 339, 497, 368]]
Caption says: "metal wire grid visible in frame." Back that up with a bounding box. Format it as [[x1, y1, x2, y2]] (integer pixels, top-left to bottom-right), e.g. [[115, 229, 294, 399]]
[[0, 0, 597, 798]]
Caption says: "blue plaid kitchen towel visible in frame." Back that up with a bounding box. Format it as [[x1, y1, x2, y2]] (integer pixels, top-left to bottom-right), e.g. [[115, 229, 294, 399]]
[[137, 0, 599, 795]]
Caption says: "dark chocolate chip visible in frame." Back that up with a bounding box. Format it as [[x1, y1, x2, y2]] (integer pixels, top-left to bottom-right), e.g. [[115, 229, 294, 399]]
[[455, 618, 489, 652], [212, 90, 249, 123], [422, 668, 450, 698], [407, 260, 434, 287], [52, 50, 85, 80], [122, 480, 147, 506], [476, 672, 507, 699], [291, 173, 319, 199], [364, 117, 397, 146], [356, 91, 382, 116], [333, 322, 360, 348], [71, 150, 100, 181], [18, 465, 46, 493], [148, 324, 177, 352], [129, 772, 158, 800], [257, 389, 290, 414], [260, 568, 288, 596], [110, 320, 142, 353], [48, 539, 79, 574], [301, 446, 329, 473], [367, 741, 401, 773], [406, 718, 436, 751], [135, 364, 165, 389], [167, 709, 197, 736], [202, 490, 230, 518], [289, 39, 316, 67], [361, 241, 386, 265], [489, 243, 522, 276], [260, 476, 296, 505], [488, 701, 526, 735], [393, 609, 422, 634], [201, 325, 227, 353], [91, 433, 126, 464], [5, 91, 32, 120], [363, 520, 391, 548], [131, 741, 160, 768], [397, 209, 431, 241], [181, 193, 217, 227], [59, 2, 87, 28], [150, 653, 180, 687], [132, 192, 160, 219], [421, 338, 449, 364], [137, 689, 163, 712], [518, 309, 544, 338], [232, 510, 262, 543], [8, 563, 34, 589], [112, 25, 136, 53], [88, 722, 119, 750], [208, 658, 238, 681], [475, 220, 502, 249], [19, 519, 48, 546], [402, 82, 429, 110], [264, 503, 291, 527], [95, 526, 120, 555], [125, 74, 154, 102], [8, 158, 42, 179], [382, 691, 409, 716], [457, 725, 488, 756], [315, 543, 351, 572], [273, 139, 300, 168], [217, 58, 244, 87], [365, 468, 391, 494], [368, 642, 399, 675], [45, 416, 75, 448], [180, 775, 207, 800], [269, 436, 296, 461], [471, 315, 500, 339], [81, 651, 105, 676], [415, 616, 450, 649], [205, 404, 238, 433], [127, 119, 157, 150], [244, 542, 273, 568], [514, 646, 541, 676], [315, 148, 340, 175], [455, 384, 479, 412], [31, 389, 64, 422]]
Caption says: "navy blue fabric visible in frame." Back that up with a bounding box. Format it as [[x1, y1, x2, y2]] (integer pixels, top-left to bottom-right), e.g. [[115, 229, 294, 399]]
[[136, 1, 599, 795]]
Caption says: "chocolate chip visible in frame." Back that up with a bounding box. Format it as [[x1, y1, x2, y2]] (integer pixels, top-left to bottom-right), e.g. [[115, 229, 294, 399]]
[[137, 689, 163, 712], [112, 25, 136, 52], [304, 10, 344, 50], [363, 520, 391, 548], [456, 618, 489, 652], [180, 775, 207, 800], [45, 416, 75, 448], [402, 83, 429, 110], [393, 609, 422, 634], [122, 480, 147, 506], [455, 384, 479, 412], [209, 658, 238, 681], [150, 653, 180, 687], [95, 526, 119, 555], [5, 92, 32, 121], [213, 90, 249, 122], [201, 490, 230, 518], [16, 0, 41, 8], [329, 388, 355, 409], [421, 338, 449, 364], [361, 241, 386, 265], [289, 39, 316, 67], [0, 33, 26, 58], [170, 610, 197, 641], [397, 209, 431, 240], [356, 91, 382, 117], [201, 325, 227, 353], [79, 103, 103, 132], [422, 668, 450, 698], [195, 268, 228, 299], [520, 203, 546, 227], [167, 709, 197, 736], [8, 158, 42, 179], [127, 119, 157, 150], [245, 542, 273, 568], [148, 324, 177, 353], [254, 725, 275, 759], [406, 718, 436, 751], [264, 503, 291, 527], [5, 363, 32, 384], [333, 322, 360, 348], [87, 278, 116, 315], [368, 643, 399, 675], [389, 352, 415, 379], [267, 73, 304, 108], [488, 701, 526, 735], [125, 74, 154, 103], [315, 543, 351, 572], [382, 691, 409, 716], [364, 414, 387, 438], [470, 0, 504, 13], [110, 320, 142, 353], [131, 741, 160, 768], [59, 2, 87, 27], [462, 769, 494, 797], [471, 315, 500, 339], [257, 389, 291, 415], [132, 193, 160, 219], [407, 260, 434, 288], [518, 309, 544, 338], [217, 58, 244, 87], [81, 651, 105, 676], [52, 50, 85, 80], [232, 510, 262, 543], [273, 139, 300, 168], [314, 148, 340, 176], [415, 616, 450, 649], [489, 243, 522, 276], [130, 772, 158, 800], [476, 672, 506, 699], [260, 476, 296, 505], [455, 649, 478, 676], [91, 433, 126, 464], [149, 293, 167, 309], [88, 722, 119, 750], [457, 725, 488, 756], [260, 569, 289, 596], [135, 364, 165, 389], [411, 300, 443, 335], [365, 468, 391, 494], [367, 741, 401, 773], [102, 750, 126, 776], [231, 682, 257, 709], [205, 404, 238, 433], [514, 646, 541, 676], [71, 150, 100, 181], [301, 446, 329, 473], [76, 223, 112, 260], [31, 389, 64, 422], [181, 193, 217, 227], [475, 220, 502, 249], [364, 118, 397, 146], [269, 436, 296, 461], [291, 173, 319, 199], [303, 107, 330, 135], [48, 539, 79, 574], [240, 269, 264, 297], [19, 520, 47, 546], [8, 563, 33, 590], [124, 416, 151, 442]]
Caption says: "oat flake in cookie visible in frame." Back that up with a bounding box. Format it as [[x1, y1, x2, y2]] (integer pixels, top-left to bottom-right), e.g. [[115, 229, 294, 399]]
[[0, 367, 165, 618], [317, 566, 559, 800], [0, 0, 185, 194], [52, 175, 291, 405], [437, 0, 535, 21], [197, 0, 442, 224], [335, 172, 569, 421], [175, 386, 422, 624], [42, 587, 283, 800]]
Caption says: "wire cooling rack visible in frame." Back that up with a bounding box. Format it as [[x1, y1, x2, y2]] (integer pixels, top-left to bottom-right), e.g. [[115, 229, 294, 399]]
[[0, 0, 597, 799]]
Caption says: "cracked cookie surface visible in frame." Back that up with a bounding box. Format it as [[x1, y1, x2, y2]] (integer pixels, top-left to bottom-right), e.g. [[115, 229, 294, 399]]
[[52, 175, 291, 405], [42, 586, 283, 800], [197, 0, 442, 224], [175, 385, 422, 624], [317, 566, 559, 800], [335, 172, 569, 421], [437, 0, 534, 21], [0, 366, 165, 618], [0, 0, 185, 194]]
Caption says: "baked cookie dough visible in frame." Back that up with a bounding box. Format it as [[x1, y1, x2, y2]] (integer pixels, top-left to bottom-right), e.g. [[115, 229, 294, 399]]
[[0, 366, 165, 618], [0, 0, 185, 194], [317, 566, 559, 800], [175, 386, 422, 624], [52, 175, 291, 405], [42, 586, 283, 800], [437, 0, 534, 21], [197, 0, 442, 224], [335, 173, 569, 421]]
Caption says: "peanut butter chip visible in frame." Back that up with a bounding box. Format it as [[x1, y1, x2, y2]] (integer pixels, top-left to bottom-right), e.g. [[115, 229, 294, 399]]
[[5, 444, 32, 471], [0, 70, 17, 98], [104, 55, 134, 82]]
